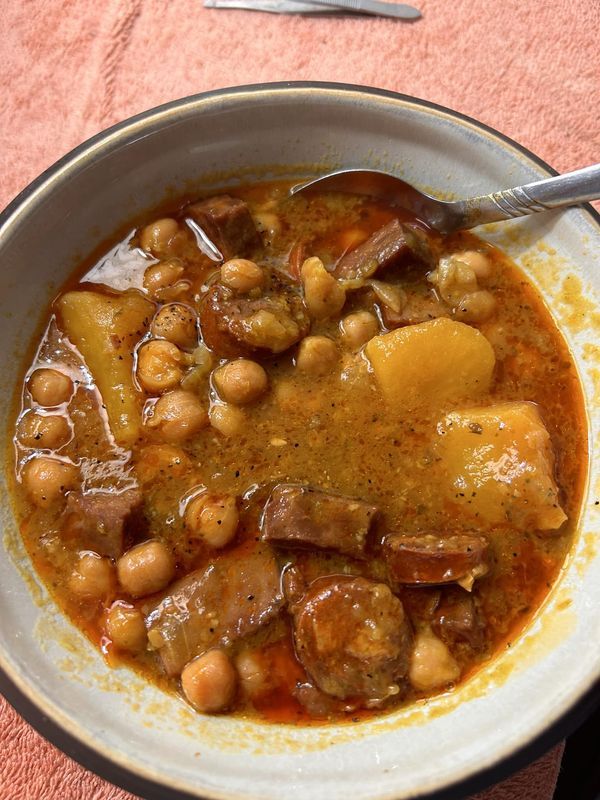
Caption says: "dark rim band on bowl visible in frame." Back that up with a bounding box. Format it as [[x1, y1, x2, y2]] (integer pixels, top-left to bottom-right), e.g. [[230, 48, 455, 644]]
[[1, 81, 598, 800]]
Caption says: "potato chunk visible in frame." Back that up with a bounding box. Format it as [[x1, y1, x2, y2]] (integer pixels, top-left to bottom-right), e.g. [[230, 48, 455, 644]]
[[436, 401, 566, 530], [365, 318, 495, 411], [57, 290, 154, 446]]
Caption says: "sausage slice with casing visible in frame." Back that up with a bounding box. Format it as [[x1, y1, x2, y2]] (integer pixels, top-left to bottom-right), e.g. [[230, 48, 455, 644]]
[[293, 576, 412, 703], [383, 533, 489, 589]]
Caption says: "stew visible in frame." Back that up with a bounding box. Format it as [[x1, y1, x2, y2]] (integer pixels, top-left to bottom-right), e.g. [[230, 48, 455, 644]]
[[8, 178, 586, 723]]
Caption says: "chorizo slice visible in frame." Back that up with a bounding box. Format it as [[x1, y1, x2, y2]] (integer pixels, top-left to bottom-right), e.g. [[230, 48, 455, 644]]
[[146, 544, 284, 676], [383, 533, 489, 588], [334, 220, 433, 282], [199, 284, 310, 358], [186, 195, 260, 261], [261, 484, 378, 560], [293, 576, 412, 702]]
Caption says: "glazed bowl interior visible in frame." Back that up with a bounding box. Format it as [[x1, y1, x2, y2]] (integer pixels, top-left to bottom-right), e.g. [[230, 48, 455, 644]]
[[1, 83, 599, 800]]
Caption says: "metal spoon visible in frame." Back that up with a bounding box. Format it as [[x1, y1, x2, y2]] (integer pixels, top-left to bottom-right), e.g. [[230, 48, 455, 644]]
[[291, 164, 600, 234]]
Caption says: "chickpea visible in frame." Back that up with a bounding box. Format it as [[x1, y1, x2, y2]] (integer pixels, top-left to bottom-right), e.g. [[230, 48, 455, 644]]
[[143, 260, 185, 300], [181, 649, 237, 713], [17, 412, 71, 450], [220, 259, 265, 293], [69, 552, 115, 601], [295, 336, 338, 376], [454, 250, 492, 279], [139, 218, 179, 256], [368, 280, 407, 314], [209, 403, 246, 437], [145, 389, 209, 442], [235, 649, 269, 699], [192, 343, 215, 372], [409, 628, 461, 691], [135, 444, 191, 484], [213, 359, 268, 405], [180, 345, 215, 392], [340, 311, 380, 350], [151, 303, 198, 350], [28, 368, 73, 407], [137, 339, 186, 394], [253, 212, 281, 241], [456, 290, 497, 323], [22, 456, 78, 508], [429, 257, 478, 307], [238, 308, 301, 353], [105, 601, 147, 653], [301, 257, 346, 320], [185, 493, 239, 548], [117, 540, 175, 598]]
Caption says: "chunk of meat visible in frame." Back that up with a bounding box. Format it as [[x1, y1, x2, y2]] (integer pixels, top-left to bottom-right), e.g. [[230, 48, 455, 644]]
[[62, 488, 143, 559], [186, 195, 260, 261], [383, 533, 489, 588], [381, 289, 449, 329], [146, 545, 283, 676], [432, 588, 484, 649], [334, 220, 432, 282], [436, 401, 567, 531], [293, 576, 412, 702], [261, 484, 378, 560], [294, 682, 357, 718], [199, 284, 310, 358]]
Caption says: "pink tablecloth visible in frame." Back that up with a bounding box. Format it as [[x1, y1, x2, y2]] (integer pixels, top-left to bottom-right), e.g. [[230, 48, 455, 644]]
[[0, 0, 598, 798]]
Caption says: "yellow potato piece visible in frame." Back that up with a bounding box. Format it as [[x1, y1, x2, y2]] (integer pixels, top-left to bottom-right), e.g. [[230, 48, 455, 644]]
[[365, 318, 495, 411], [436, 401, 567, 531], [58, 290, 154, 446]]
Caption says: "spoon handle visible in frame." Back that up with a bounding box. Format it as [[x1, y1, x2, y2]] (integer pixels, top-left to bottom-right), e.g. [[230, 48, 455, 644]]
[[456, 163, 600, 228]]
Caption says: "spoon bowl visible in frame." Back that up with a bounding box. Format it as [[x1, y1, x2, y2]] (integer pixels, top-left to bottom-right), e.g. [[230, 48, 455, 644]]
[[292, 165, 600, 233]]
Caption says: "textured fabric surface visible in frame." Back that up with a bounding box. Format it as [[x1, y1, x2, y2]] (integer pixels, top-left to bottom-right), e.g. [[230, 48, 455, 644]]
[[0, 0, 597, 798]]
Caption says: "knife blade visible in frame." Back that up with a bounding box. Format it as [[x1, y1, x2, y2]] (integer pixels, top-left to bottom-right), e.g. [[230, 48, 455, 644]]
[[203, 0, 421, 17], [300, 0, 421, 18]]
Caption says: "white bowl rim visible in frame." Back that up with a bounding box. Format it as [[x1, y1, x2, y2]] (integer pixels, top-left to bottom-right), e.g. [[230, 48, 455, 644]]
[[1, 80, 599, 800]]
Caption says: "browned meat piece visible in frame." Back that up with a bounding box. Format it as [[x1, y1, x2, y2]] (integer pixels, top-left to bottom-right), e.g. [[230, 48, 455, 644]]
[[199, 284, 310, 358], [383, 533, 489, 587], [334, 220, 432, 282], [381, 290, 449, 329], [293, 576, 412, 702], [262, 484, 378, 560], [186, 195, 260, 261], [62, 488, 143, 559], [401, 587, 442, 624], [432, 588, 485, 649], [146, 544, 283, 676], [294, 682, 357, 718]]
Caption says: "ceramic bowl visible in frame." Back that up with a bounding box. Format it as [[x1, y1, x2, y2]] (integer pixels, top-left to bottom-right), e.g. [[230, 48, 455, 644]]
[[1, 83, 599, 800]]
